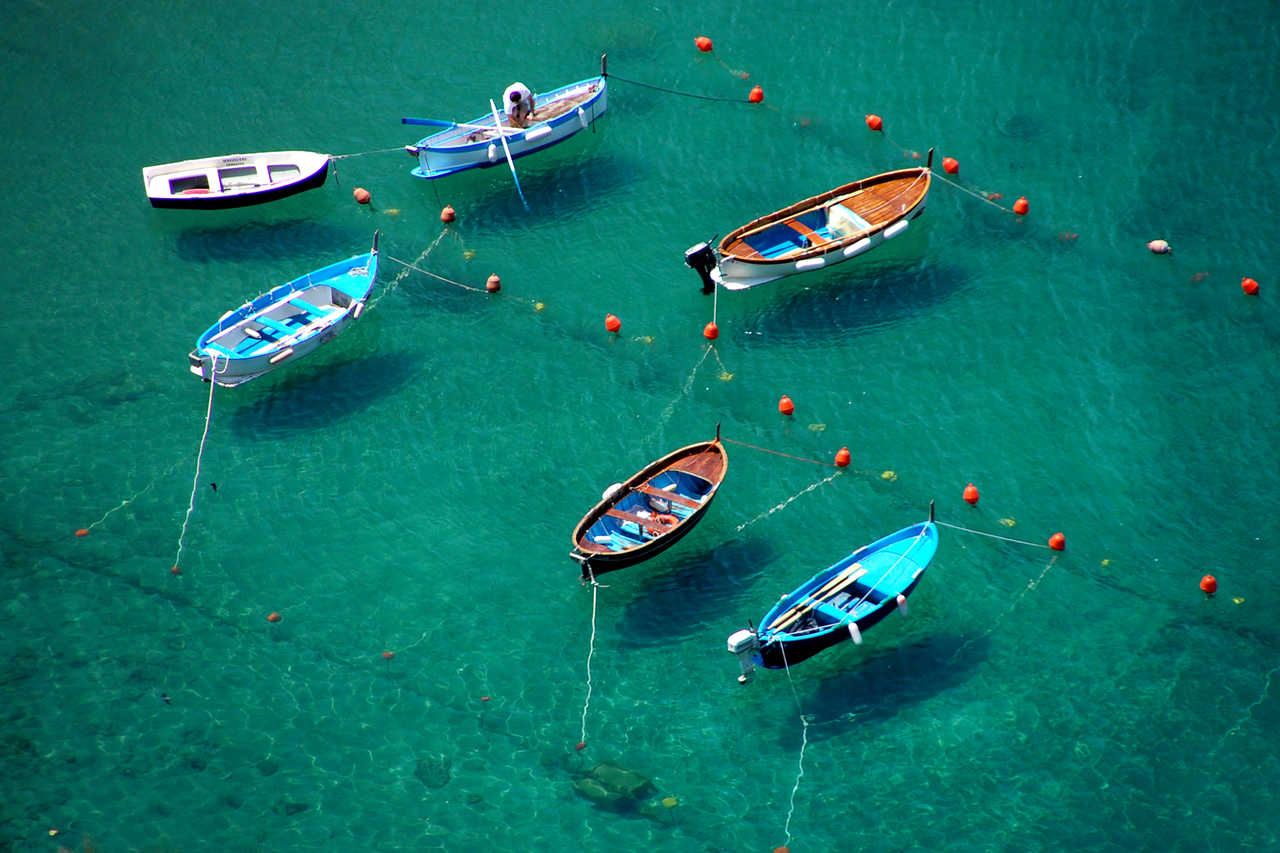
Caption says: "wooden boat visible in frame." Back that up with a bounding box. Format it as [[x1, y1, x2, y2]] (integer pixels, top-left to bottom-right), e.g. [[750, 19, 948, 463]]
[[188, 232, 379, 387], [402, 58, 608, 180], [685, 150, 933, 291], [142, 150, 330, 209], [728, 507, 938, 677], [570, 427, 727, 578]]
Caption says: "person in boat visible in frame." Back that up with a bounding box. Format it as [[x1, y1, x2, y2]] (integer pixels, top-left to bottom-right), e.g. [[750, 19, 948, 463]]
[[502, 82, 535, 128]]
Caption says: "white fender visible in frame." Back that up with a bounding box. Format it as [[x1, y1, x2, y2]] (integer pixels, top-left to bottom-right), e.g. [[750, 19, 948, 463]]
[[352, 301, 364, 319], [847, 622, 863, 644], [896, 593, 908, 616], [884, 220, 909, 240], [795, 257, 826, 272], [843, 237, 873, 258], [577, 106, 588, 129], [487, 142, 499, 163], [269, 347, 294, 364]]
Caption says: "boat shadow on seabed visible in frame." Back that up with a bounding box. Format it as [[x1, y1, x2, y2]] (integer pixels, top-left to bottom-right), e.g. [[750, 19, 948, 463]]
[[732, 260, 971, 347], [227, 350, 420, 438], [791, 632, 989, 743]]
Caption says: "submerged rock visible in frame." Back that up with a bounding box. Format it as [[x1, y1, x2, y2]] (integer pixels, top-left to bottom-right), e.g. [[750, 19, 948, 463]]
[[572, 762, 655, 809], [415, 754, 452, 789]]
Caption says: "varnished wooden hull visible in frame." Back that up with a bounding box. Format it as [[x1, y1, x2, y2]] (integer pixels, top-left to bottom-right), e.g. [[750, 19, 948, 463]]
[[570, 436, 727, 577], [712, 158, 932, 290]]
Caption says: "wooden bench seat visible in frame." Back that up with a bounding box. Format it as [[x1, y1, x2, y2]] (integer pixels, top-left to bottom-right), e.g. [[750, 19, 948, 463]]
[[634, 483, 701, 509], [605, 507, 675, 532]]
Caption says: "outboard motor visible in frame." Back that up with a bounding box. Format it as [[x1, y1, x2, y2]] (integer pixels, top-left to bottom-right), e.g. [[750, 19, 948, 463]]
[[684, 241, 719, 295], [727, 628, 759, 683]]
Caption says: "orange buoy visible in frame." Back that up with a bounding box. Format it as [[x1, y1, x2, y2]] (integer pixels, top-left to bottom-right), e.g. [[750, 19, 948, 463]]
[[865, 114, 883, 132], [773, 847, 791, 853], [381, 650, 395, 660], [1199, 575, 1218, 595], [695, 35, 713, 52], [942, 157, 959, 174], [1048, 532, 1065, 551], [703, 321, 719, 340], [748, 85, 764, 104], [480, 695, 491, 702], [605, 313, 621, 333], [778, 395, 795, 416], [170, 566, 181, 575], [963, 483, 979, 505], [1147, 239, 1171, 254], [75, 528, 89, 537], [353, 187, 371, 205], [267, 612, 282, 623], [986, 192, 1003, 201], [1242, 276, 1260, 295], [575, 741, 587, 751], [486, 274, 501, 293], [440, 205, 456, 223], [1013, 196, 1030, 216], [834, 446, 851, 467]]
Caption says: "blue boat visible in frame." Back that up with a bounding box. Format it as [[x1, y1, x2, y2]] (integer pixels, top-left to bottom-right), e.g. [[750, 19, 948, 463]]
[[728, 507, 939, 677], [188, 232, 379, 387], [402, 58, 608, 180]]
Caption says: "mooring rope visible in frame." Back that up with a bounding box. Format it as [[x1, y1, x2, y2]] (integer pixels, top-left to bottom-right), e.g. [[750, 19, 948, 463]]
[[935, 519, 1051, 549], [331, 147, 407, 160], [172, 356, 221, 572], [83, 458, 185, 534], [386, 254, 484, 293], [579, 576, 600, 748], [778, 641, 809, 850], [721, 436, 832, 467], [735, 470, 843, 533], [608, 73, 755, 103], [931, 170, 1016, 213]]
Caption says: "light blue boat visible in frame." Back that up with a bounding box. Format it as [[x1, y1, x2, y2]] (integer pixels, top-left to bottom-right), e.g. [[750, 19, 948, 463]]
[[402, 60, 608, 180], [188, 232, 379, 387], [728, 506, 939, 677]]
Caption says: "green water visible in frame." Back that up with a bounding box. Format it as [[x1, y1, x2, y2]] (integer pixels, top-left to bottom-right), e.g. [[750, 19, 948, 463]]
[[3, 1, 1278, 850]]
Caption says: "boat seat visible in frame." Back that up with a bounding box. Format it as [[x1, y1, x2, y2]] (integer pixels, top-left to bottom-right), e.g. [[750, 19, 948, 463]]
[[254, 315, 295, 335], [635, 483, 701, 509], [785, 220, 828, 247], [604, 507, 672, 531], [290, 297, 328, 317]]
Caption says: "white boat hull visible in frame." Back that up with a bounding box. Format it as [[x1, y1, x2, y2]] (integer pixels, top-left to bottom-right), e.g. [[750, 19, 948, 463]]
[[410, 78, 606, 179], [714, 205, 925, 290]]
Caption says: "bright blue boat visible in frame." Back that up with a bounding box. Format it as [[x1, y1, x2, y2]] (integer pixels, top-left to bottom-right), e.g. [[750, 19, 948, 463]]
[[728, 507, 939, 677], [402, 58, 608, 180], [188, 232, 379, 387]]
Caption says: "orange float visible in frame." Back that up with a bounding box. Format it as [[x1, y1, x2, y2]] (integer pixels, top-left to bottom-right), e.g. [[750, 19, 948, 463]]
[[865, 114, 883, 132], [605, 314, 621, 333], [963, 483, 979, 505], [1199, 575, 1217, 595], [1242, 277, 1260, 295], [748, 85, 764, 103], [834, 447, 851, 467], [778, 395, 795, 416], [695, 36, 713, 52]]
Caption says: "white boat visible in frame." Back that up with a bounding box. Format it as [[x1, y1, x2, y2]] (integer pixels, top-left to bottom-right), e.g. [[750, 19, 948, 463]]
[[685, 151, 933, 291], [402, 60, 607, 180], [189, 232, 379, 387], [142, 150, 330, 209]]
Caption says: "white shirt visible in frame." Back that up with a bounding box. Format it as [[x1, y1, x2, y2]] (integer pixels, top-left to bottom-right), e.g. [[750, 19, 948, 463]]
[[502, 82, 534, 121]]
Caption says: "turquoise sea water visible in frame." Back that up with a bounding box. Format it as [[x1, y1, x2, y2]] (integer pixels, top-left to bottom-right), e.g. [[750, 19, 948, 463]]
[[3, 1, 1279, 850]]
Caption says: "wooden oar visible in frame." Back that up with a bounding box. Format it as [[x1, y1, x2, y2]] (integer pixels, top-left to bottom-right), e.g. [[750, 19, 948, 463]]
[[489, 99, 529, 210], [401, 117, 522, 136], [768, 564, 866, 632]]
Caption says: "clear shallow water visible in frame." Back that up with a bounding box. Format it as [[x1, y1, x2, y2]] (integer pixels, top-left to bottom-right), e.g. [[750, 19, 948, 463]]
[[2, 1, 1278, 851]]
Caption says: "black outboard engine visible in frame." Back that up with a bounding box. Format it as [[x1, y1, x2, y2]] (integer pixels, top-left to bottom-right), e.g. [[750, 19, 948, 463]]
[[684, 241, 718, 294]]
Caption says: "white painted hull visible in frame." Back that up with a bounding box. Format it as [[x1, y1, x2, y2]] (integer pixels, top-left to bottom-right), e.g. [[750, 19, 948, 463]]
[[410, 78, 606, 179]]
